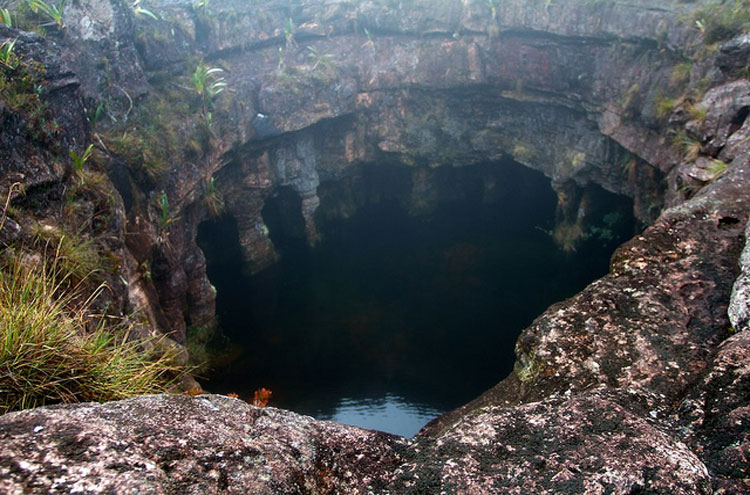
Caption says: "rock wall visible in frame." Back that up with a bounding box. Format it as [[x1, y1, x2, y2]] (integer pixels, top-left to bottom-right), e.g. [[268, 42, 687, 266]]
[[1, 0, 750, 492], [88, 0, 704, 339]]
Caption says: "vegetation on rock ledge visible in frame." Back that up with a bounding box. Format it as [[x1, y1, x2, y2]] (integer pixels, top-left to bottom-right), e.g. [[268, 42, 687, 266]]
[[0, 249, 185, 414]]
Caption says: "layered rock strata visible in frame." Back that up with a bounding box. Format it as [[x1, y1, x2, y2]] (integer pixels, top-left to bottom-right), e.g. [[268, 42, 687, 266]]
[[1, 0, 749, 493]]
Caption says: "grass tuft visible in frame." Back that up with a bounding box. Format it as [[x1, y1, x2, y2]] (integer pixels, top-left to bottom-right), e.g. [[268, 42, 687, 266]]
[[31, 223, 100, 283], [692, 0, 750, 44], [655, 97, 675, 121], [0, 251, 185, 414], [671, 128, 702, 161]]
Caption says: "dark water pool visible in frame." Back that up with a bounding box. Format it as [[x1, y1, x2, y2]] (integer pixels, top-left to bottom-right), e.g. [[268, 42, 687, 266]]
[[197, 161, 635, 437]]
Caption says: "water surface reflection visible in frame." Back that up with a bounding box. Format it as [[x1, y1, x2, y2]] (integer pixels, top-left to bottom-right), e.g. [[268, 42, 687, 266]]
[[323, 395, 443, 438]]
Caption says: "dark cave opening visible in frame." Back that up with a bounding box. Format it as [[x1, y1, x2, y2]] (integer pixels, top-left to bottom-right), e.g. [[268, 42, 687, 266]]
[[196, 158, 637, 437]]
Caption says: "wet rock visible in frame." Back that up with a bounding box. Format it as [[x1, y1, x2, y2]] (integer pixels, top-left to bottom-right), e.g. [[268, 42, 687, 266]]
[[97, 0, 698, 325], [0, 25, 87, 198], [61, 0, 149, 105], [717, 34, 750, 75]]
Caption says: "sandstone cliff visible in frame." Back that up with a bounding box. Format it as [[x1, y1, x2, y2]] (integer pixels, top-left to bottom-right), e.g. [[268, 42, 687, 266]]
[[1, 0, 749, 493]]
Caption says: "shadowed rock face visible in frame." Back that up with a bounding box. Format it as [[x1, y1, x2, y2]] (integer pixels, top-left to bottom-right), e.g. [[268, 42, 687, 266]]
[[109, 0, 689, 338], [1, 0, 750, 493]]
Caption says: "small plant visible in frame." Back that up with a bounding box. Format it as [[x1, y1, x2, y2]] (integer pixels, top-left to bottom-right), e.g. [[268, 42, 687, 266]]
[[252, 387, 272, 407], [88, 102, 105, 130], [706, 158, 728, 180], [620, 155, 637, 179], [277, 46, 285, 71], [0, 8, 13, 27], [284, 17, 296, 48], [193, 0, 209, 10], [670, 61, 692, 88], [32, 224, 100, 282], [686, 102, 707, 122], [131, 0, 158, 20], [655, 97, 675, 121], [158, 191, 179, 233], [306, 46, 335, 72], [0, 182, 23, 235], [671, 128, 702, 160], [620, 83, 641, 118], [25, 0, 66, 28], [193, 61, 227, 127], [0, 38, 17, 69], [192, 62, 226, 97], [203, 176, 224, 217], [362, 27, 375, 50], [70, 143, 94, 173]]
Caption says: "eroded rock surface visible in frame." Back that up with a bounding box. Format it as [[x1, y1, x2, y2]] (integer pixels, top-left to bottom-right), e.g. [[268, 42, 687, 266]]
[[393, 390, 712, 495], [2, 151, 749, 494], [0, 394, 406, 495], [1, 0, 750, 493]]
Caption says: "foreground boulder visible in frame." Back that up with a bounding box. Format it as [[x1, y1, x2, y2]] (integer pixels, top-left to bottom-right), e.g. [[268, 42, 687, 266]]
[[392, 389, 712, 495], [0, 391, 715, 495], [0, 394, 406, 495]]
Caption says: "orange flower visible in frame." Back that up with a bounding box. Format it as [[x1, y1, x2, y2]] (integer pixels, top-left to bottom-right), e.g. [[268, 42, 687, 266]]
[[252, 387, 272, 408]]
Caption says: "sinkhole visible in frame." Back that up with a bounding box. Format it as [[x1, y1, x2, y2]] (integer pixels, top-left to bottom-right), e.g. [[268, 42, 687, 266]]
[[196, 158, 637, 437]]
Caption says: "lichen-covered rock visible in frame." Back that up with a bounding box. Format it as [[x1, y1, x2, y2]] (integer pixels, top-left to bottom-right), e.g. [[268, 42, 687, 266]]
[[674, 328, 750, 493], [0, 390, 725, 494], [729, 222, 750, 332], [391, 390, 712, 495], [0, 394, 406, 495]]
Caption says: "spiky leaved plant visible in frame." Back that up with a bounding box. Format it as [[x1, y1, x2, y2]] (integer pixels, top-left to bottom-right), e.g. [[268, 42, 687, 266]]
[[193, 61, 227, 128]]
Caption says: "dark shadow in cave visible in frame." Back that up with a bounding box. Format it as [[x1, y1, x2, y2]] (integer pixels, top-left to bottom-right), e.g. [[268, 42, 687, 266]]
[[196, 158, 637, 437]]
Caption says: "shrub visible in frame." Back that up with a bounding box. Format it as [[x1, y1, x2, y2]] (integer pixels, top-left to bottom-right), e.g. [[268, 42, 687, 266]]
[[0, 251, 184, 414]]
